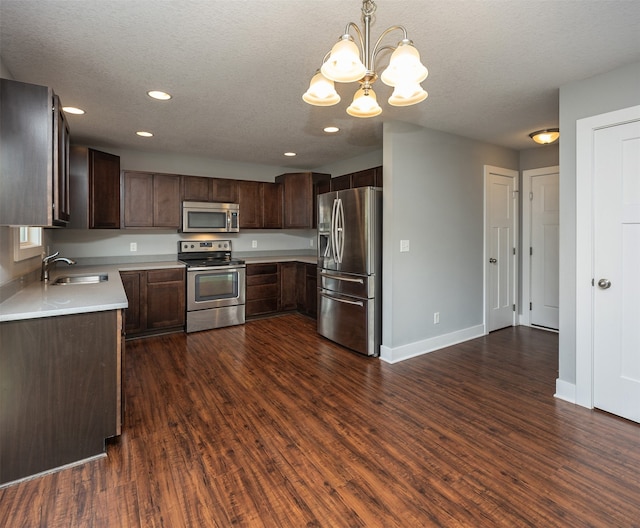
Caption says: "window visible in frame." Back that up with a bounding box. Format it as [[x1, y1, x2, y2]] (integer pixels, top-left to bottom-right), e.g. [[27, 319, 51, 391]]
[[13, 226, 43, 261]]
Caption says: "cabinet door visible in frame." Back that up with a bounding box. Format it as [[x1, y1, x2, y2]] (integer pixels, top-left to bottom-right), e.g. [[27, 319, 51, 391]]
[[331, 174, 351, 191], [89, 149, 120, 228], [305, 263, 318, 318], [123, 172, 154, 227], [182, 176, 211, 202], [351, 166, 382, 188], [279, 173, 313, 228], [146, 268, 185, 330], [263, 182, 283, 229], [153, 174, 181, 227], [237, 180, 263, 228], [120, 271, 144, 335], [280, 262, 297, 311], [53, 95, 71, 224], [296, 263, 307, 311], [212, 178, 238, 203]]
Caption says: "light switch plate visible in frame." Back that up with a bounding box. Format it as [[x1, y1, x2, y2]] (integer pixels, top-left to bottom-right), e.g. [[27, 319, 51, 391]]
[[130, 242, 137, 252], [400, 239, 410, 252]]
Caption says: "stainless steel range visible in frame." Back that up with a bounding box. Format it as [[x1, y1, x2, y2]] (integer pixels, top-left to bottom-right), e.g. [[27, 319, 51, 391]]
[[178, 240, 246, 333]]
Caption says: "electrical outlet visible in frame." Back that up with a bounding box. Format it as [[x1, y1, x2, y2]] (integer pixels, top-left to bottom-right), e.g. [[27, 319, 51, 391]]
[[251, 240, 258, 248], [130, 242, 137, 252], [309, 238, 314, 247], [434, 312, 440, 324], [400, 239, 410, 252]]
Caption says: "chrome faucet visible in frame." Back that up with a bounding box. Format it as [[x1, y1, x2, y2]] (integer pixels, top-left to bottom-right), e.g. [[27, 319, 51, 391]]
[[41, 251, 76, 282]]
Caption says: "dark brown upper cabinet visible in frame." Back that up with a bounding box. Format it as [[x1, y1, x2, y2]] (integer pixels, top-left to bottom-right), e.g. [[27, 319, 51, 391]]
[[69, 147, 121, 229], [275, 172, 331, 229], [0, 78, 70, 226]]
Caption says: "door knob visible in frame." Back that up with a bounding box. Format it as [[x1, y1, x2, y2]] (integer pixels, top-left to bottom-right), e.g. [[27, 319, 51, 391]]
[[597, 278, 612, 289], [489, 258, 497, 264]]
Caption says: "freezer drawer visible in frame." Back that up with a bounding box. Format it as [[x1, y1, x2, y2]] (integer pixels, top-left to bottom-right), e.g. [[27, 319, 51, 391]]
[[317, 288, 380, 356], [318, 269, 375, 298]]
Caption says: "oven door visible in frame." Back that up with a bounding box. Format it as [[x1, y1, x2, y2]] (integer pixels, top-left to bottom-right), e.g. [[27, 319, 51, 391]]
[[187, 267, 246, 311]]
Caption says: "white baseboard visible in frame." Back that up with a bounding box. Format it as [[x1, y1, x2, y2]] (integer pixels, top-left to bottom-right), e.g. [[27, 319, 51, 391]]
[[380, 324, 485, 364], [554, 379, 577, 404]]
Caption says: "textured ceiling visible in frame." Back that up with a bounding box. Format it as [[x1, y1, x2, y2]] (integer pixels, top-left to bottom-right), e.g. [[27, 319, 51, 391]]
[[1, 0, 639, 169]]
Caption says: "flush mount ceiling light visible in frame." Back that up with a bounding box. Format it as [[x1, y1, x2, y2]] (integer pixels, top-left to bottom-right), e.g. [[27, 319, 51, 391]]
[[529, 128, 560, 145], [324, 126, 340, 133], [62, 106, 85, 115], [147, 90, 172, 100], [303, 0, 428, 118], [136, 131, 153, 137], [284, 152, 297, 157]]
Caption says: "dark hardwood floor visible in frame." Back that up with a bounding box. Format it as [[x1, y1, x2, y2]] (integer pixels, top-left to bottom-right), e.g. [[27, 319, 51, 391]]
[[1, 314, 639, 527]]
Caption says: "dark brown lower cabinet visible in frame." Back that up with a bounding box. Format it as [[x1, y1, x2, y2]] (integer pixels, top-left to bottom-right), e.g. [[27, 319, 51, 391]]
[[246, 263, 280, 317], [247, 261, 317, 320], [0, 310, 123, 485], [280, 262, 297, 311], [120, 268, 185, 338]]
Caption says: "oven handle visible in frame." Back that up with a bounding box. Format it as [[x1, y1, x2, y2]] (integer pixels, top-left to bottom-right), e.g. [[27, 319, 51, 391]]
[[187, 266, 246, 273]]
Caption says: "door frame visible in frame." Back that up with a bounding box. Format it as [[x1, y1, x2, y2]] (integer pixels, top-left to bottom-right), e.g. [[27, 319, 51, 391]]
[[521, 166, 559, 329], [575, 104, 640, 409], [483, 165, 519, 334]]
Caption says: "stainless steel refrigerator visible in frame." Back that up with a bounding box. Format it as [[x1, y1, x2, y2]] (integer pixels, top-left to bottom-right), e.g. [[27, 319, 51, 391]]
[[317, 186, 382, 356]]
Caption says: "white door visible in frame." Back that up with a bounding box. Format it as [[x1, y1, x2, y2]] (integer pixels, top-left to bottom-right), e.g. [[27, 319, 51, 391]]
[[593, 119, 640, 423], [485, 166, 518, 332], [530, 171, 560, 329]]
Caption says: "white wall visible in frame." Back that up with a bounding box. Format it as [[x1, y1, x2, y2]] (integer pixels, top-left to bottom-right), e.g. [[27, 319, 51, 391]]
[[557, 61, 640, 394], [380, 122, 518, 362]]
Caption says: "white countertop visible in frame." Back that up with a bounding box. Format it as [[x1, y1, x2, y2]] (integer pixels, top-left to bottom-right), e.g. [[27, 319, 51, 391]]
[[243, 255, 317, 265], [0, 261, 184, 323]]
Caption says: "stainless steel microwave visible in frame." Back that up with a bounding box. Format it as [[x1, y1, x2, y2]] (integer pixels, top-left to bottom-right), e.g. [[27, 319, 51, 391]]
[[182, 201, 239, 233]]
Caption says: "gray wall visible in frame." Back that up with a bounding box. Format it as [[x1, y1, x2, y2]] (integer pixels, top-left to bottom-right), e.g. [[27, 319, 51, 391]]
[[558, 61, 640, 388], [381, 122, 518, 359]]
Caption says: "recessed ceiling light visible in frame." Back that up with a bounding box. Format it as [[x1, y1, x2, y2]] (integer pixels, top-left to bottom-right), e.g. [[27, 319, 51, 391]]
[[147, 90, 172, 100], [324, 126, 340, 133], [63, 106, 85, 115], [284, 152, 296, 157], [136, 131, 153, 137]]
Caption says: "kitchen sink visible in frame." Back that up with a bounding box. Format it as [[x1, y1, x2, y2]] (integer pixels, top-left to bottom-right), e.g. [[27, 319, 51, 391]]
[[52, 274, 109, 285]]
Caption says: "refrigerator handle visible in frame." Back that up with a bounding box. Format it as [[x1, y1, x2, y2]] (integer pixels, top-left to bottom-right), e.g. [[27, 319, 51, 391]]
[[319, 271, 364, 284], [336, 198, 344, 264], [331, 198, 338, 262], [319, 290, 364, 307]]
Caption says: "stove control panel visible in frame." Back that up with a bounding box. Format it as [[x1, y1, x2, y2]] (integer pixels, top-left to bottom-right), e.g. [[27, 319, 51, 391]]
[[179, 239, 231, 253]]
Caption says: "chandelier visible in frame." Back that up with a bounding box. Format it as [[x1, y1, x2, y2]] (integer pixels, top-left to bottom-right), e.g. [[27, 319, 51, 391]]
[[303, 0, 428, 118]]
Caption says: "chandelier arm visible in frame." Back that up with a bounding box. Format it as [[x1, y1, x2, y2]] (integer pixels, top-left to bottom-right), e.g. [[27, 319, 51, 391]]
[[371, 25, 408, 59], [346, 21, 365, 60], [371, 45, 396, 73]]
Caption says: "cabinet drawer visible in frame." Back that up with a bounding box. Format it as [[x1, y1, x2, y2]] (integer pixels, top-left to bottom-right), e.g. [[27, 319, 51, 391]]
[[247, 273, 278, 286], [146, 268, 184, 283], [246, 263, 278, 276], [246, 283, 279, 301], [246, 298, 279, 316]]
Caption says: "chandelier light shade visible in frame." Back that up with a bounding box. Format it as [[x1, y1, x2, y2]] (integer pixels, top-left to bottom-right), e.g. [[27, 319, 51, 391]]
[[303, 0, 428, 118], [303, 70, 341, 106], [529, 128, 560, 144], [347, 87, 382, 118]]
